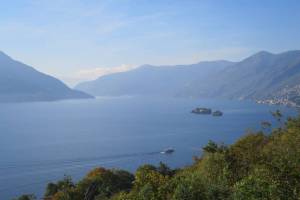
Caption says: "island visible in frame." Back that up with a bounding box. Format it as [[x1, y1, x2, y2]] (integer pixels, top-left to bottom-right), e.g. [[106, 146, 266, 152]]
[[212, 110, 223, 116], [191, 108, 223, 116]]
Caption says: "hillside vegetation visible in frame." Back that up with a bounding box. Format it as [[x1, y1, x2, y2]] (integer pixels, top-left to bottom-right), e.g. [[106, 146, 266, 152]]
[[16, 112, 300, 200]]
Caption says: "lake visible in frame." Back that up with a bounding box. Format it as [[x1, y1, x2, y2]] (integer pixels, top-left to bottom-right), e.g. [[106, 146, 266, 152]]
[[0, 96, 297, 199]]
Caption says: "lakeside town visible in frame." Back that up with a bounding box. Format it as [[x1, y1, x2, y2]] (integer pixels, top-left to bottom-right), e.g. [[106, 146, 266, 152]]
[[256, 98, 299, 107], [256, 84, 300, 108]]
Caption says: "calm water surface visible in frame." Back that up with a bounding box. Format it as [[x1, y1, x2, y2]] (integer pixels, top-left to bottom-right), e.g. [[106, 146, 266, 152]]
[[0, 96, 297, 199]]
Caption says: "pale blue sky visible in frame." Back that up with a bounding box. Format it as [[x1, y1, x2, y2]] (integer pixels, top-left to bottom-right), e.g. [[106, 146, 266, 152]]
[[1, 0, 300, 85]]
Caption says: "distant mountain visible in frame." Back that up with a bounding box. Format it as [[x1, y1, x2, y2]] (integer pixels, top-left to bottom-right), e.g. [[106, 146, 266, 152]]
[[76, 50, 300, 106], [0, 51, 93, 102], [75, 61, 234, 97], [185, 50, 300, 101]]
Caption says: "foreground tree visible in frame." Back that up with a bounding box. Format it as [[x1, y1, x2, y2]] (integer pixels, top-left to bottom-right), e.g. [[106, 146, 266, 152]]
[[13, 194, 36, 200]]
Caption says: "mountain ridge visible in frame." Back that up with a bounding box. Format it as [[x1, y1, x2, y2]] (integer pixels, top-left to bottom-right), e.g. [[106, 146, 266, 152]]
[[76, 60, 234, 97], [0, 51, 93, 102], [76, 50, 300, 106]]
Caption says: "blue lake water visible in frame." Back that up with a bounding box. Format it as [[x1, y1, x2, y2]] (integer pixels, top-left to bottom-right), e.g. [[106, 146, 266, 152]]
[[0, 96, 297, 199]]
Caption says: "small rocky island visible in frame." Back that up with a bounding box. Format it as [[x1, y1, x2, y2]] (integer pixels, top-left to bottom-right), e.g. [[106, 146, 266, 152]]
[[212, 110, 223, 116], [192, 107, 223, 116]]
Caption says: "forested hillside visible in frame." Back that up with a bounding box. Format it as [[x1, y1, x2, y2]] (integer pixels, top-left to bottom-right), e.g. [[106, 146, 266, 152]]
[[15, 112, 300, 200]]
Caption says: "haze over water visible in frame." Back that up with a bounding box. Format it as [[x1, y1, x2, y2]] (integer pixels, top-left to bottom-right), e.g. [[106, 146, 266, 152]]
[[0, 96, 296, 199]]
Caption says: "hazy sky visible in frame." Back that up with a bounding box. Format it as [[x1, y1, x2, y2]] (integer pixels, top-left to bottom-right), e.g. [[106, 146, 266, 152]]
[[1, 0, 300, 86]]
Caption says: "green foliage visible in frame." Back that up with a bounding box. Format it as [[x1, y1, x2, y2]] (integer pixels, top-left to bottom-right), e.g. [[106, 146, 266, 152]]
[[17, 115, 300, 200], [171, 173, 207, 200], [43, 175, 75, 199], [45, 183, 59, 197], [75, 167, 134, 200], [157, 162, 175, 177], [133, 164, 170, 200], [261, 121, 272, 132], [262, 117, 300, 199], [233, 167, 279, 200], [197, 152, 232, 199], [203, 140, 227, 154], [13, 194, 36, 200]]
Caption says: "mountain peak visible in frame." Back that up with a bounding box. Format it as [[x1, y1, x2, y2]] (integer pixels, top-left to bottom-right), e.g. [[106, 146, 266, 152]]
[[250, 50, 300, 58], [241, 51, 275, 63], [244, 50, 300, 63], [253, 50, 274, 57]]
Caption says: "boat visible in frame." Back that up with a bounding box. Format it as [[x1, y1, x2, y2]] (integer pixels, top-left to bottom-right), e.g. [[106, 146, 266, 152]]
[[160, 148, 175, 154], [191, 107, 212, 114], [212, 110, 223, 116]]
